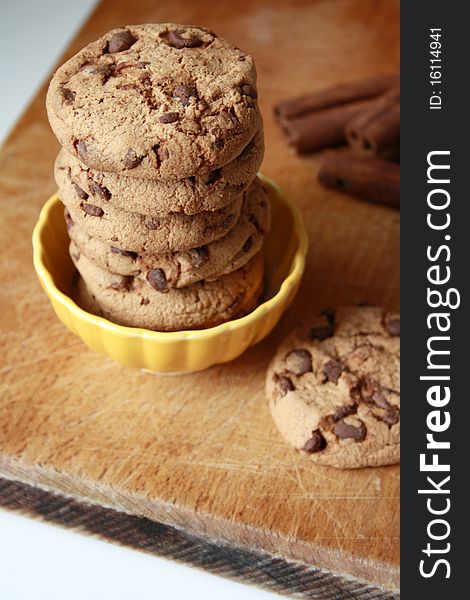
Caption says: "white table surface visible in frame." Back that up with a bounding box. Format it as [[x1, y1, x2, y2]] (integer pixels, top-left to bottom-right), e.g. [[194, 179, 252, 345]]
[[0, 2, 278, 598]]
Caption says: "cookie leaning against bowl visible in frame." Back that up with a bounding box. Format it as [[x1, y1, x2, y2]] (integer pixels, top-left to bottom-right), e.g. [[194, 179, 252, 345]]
[[66, 177, 271, 287], [46, 23, 261, 180], [266, 306, 400, 468], [72, 250, 265, 332], [55, 128, 264, 215]]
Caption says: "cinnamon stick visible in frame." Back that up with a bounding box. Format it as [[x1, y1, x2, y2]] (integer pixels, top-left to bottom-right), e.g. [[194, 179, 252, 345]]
[[345, 87, 400, 160], [279, 98, 378, 153], [274, 73, 399, 119], [318, 152, 400, 208]]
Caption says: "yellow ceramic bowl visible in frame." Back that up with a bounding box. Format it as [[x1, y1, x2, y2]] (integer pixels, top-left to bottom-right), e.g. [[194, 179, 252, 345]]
[[32, 176, 308, 373]]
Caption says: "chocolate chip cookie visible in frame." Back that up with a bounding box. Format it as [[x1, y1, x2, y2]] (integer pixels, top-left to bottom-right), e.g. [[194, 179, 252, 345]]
[[73, 249, 264, 331], [55, 129, 264, 215], [266, 306, 400, 468], [66, 177, 270, 287], [57, 167, 243, 253], [46, 24, 261, 180]]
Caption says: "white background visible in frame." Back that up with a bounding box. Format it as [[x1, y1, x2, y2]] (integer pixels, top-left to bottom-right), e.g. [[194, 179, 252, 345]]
[[0, 2, 277, 598]]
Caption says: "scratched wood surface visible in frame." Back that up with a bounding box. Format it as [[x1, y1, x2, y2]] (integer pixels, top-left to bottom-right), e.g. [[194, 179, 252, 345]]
[[0, 0, 400, 596]]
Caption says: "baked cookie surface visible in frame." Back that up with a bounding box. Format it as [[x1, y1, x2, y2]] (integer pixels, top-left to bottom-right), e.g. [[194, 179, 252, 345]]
[[73, 250, 264, 332], [55, 129, 264, 215], [266, 306, 400, 468], [47, 23, 260, 179], [58, 167, 243, 253], [66, 177, 270, 288]]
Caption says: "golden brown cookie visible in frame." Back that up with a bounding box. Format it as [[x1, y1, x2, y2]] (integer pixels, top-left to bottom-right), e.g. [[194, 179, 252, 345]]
[[73, 249, 264, 331], [58, 170, 243, 253], [266, 306, 400, 468], [55, 129, 264, 215], [46, 23, 261, 180]]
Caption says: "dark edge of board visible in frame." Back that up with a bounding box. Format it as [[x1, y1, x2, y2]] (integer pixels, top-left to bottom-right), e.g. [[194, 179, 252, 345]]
[[0, 477, 398, 600]]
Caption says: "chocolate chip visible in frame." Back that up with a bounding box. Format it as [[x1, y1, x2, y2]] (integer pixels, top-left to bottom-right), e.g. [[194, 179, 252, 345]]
[[241, 84, 257, 99], [151, 145, 161, 168], [248, 214, 266, 234], [173, 84, 198, 106], [369, 384, 400, 426], [382, 406, 400, 426], [159, 112, 179, 124], [147, 268, 169, 293], [242, 236, 253, 252], [61, 87, 75, 103], [353, 378, 382, 405], [323, 359, 343, 384], [309, 324, 334, 341], [140, 298, 150, 305], [123, 148, 143, 169], [206, 168, 222, 185], [384, 314, 400, 337], [81, 62, 115, 82], [359, 378, 387, 407], [111, 246, 138, 260], [95, 64, 115, 78], [144, 217, 160, 230], [371, 388, 389, 410], [162, 28, 204, 49], [333, 419, 366, 441], [73, 183, 88, 200], [74, 139, 88, 162], [189, 246, 209, 268], [351, 377, 400, 427], [332, 404, 357, 422], [111, 276, 133, 291], [302, 430, 326, 453], [204, 215, 234, 236], [213, 138, 225, 150], [81, 203, 104, 217], [156, 145, 169, 162], [139, 72, 152, 86], [273, 373, 295, 396], [107, 30, 137, 53], [90, 180, 111, 200], [284, 348, 312, 376], [349, 384, 362, 403]]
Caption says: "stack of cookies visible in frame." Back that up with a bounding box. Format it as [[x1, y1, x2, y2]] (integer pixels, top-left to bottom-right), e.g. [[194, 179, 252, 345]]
[[46, 24, 269, 331]]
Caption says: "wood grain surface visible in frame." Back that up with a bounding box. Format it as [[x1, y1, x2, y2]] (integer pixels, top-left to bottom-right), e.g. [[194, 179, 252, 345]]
[[0, 0, 400, 597]]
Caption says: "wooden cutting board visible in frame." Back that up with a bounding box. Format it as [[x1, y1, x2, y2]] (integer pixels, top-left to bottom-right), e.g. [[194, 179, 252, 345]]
[[0, 0, 400, 597]]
